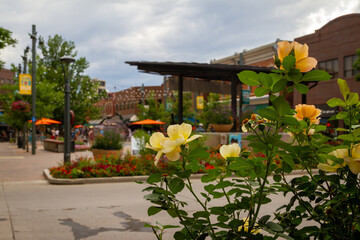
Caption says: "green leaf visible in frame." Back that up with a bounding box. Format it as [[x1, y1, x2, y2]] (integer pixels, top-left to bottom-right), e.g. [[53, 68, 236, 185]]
[[237, 71, 259, 86], [254, 86, 269, 97], [146, 173, 162, 184], [174, 231, 186, 240], [168, 177, 185, 194], [282, 55, 296, 72], [272, 96, 292, 116], [176, 170, 192, 178], [147, 206, 162, 216], [188, 149, 210, 159], [266, 221, 283, 232], [337, 78, 350, 100], [258, 72, 273, 87], [282, 116, 300, 127], [272, 78, 287, 93], [288, 69, 302, 83], [273, 174, 282, 182], [294, 83, 309, 94], [336, 111, 348, 120], [302, 69, 331, 82], [347, 92, 359, 106], [248, 142, 271, 151], [338, 134, 355, 142], [258, 107, 278, 121], [193, 211, 210, 219], [327, 98, 346, 107]]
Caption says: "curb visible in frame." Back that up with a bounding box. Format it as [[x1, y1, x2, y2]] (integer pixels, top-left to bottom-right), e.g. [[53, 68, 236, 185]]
[[43, 169, 317, 185]]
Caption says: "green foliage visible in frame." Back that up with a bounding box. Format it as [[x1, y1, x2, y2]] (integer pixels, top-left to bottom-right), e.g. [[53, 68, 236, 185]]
[[36, 34, 106, 123], [92, 131, 123, 150], [198, 93, 232, 127], [0, 27, 17, 69], [137, 91, 169, 123], [167, 91, 194, 124]]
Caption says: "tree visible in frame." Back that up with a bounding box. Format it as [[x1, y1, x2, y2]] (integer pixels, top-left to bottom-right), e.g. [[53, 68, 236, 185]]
[[354, 49, 360, 82], [167, 91, 194, 124], [0, 27, 17, 69], [137, 91, 168, 122], [36, 34, 105, 124]]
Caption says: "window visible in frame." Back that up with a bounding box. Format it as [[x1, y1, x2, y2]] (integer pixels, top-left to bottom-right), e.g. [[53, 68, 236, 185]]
[[318, 59, 338, 78], [127, 102, 130, 110], [115, 104, 119, 112], [131, 102, 134, 109], [119, 103, 122, 111], [344, 55, 359, 78]]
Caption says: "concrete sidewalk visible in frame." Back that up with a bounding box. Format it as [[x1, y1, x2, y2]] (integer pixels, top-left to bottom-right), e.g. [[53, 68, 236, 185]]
[[0, 141, 131, 182]]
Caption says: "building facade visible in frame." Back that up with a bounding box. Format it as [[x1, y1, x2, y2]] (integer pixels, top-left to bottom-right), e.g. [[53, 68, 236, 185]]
[[91, 78, 107, 95], [294, 14, 360, 109], [94, 85, 164, 119]]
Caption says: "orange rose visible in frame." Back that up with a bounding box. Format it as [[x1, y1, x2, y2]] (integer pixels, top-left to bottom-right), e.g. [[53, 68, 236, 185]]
[[276, 41, 317, 72], [294, 104, 321, 125]]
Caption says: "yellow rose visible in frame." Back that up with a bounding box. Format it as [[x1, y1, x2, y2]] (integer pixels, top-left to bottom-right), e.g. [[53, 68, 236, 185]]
[[145, 132, 182, 165], [276, 41, 317, 72], [294, 104, 321, 125], [167, 123, 202, 144], [220, 143, 240, 159], [345, 144, 360, 175], [238, 218, 261, 234], [317, 149, 348, 172]]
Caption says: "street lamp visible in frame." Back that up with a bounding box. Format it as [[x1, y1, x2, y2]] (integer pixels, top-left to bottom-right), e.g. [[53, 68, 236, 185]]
[[60, 56, 75, 163]]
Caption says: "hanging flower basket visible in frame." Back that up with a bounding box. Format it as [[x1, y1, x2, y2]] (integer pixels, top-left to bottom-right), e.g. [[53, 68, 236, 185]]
[[211, 123, 233, 132]]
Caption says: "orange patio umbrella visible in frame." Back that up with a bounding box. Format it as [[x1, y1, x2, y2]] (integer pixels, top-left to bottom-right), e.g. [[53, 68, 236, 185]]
[[74, 125, 83, 128], [41, 118, 62, 124], [131, 119, 165, 125], [35, 119, 51, 125]]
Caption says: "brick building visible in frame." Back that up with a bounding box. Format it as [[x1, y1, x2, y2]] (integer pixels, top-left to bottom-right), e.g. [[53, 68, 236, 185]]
[[294, 13, 360, 113], [94, 85, 163, 119]]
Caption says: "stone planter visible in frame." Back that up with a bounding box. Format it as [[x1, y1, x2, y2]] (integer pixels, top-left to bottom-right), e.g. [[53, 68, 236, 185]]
[[211, 124, 233, 132], [92, 148, 123, 160]]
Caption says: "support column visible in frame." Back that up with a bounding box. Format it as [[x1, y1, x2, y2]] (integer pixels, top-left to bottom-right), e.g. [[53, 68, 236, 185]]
[[231, 77, 238, 131], [178, 75, 183, 124]]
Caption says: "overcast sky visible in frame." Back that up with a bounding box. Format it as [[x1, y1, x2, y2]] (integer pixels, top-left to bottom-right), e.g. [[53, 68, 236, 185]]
[[1, 0, 359, 92]]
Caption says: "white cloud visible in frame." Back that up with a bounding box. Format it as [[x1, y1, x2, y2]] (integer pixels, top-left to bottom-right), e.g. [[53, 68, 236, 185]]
[[1, 0, 359, 91]]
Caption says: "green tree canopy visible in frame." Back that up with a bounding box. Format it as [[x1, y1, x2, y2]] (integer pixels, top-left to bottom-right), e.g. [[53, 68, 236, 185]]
[[35, 34, 106, 124], [0, 27, 17, 69]]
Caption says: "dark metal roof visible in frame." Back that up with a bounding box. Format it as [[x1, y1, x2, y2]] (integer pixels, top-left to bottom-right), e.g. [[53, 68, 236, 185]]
[[125, 61, 273, 81]]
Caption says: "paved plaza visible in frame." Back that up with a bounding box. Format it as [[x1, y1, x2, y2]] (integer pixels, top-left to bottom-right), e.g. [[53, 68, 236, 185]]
[[0, 141, 295, 240]]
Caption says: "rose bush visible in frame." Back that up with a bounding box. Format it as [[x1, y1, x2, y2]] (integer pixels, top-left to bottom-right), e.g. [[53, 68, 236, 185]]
[[140, 41, 360, 239]]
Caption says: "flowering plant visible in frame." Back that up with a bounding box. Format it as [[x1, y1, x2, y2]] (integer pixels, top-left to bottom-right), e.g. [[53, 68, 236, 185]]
[[92, 131, 122, 150], [10, 100, 31, 113], [199, 94, 232, 125], [139, 41, 360, 239]]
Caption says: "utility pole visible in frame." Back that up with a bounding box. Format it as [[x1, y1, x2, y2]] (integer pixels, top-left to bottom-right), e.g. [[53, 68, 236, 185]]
[[30, 25, 37, 155], [22, 46, 30, 152]]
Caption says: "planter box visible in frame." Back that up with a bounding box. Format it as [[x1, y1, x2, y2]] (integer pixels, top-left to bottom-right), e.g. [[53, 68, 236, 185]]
[[92, 148, 123, 160], [211, 124, 233, 132], [43, 139, 64, 152]]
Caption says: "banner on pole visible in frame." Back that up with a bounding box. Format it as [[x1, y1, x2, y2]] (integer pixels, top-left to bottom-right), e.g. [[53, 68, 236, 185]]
[[19, 74, 32, 95], [196, 96, 204, 109]]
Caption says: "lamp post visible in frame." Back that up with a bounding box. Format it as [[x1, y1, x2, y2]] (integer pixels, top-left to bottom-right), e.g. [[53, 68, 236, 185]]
[[60, 56, 75, 163]]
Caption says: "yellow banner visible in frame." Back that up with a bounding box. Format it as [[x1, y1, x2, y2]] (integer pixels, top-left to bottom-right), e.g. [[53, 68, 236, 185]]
[[19, 74, 32, 95], [196, 96, 204, 109]]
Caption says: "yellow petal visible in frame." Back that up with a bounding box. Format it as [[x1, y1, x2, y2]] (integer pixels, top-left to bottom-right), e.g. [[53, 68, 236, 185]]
[[178, 123, 192, 140], [295, 57, 317, 72], [149, 132, 166, 149], [162, 138, 183, 154], [154, 151, 163, 166], [348, 158, 360, 174], [165, 148, 181, 161], [277, 41, 292, 61], [352, 144, 360, 159], [167, 124, 180, 140], [293, 42, 309, 61], [330, 148, 348, 159], [220, 143, 240, 159], [145, 143, 160, 152], [317, 163, 338, 172], [185, 134, 202, 144]]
